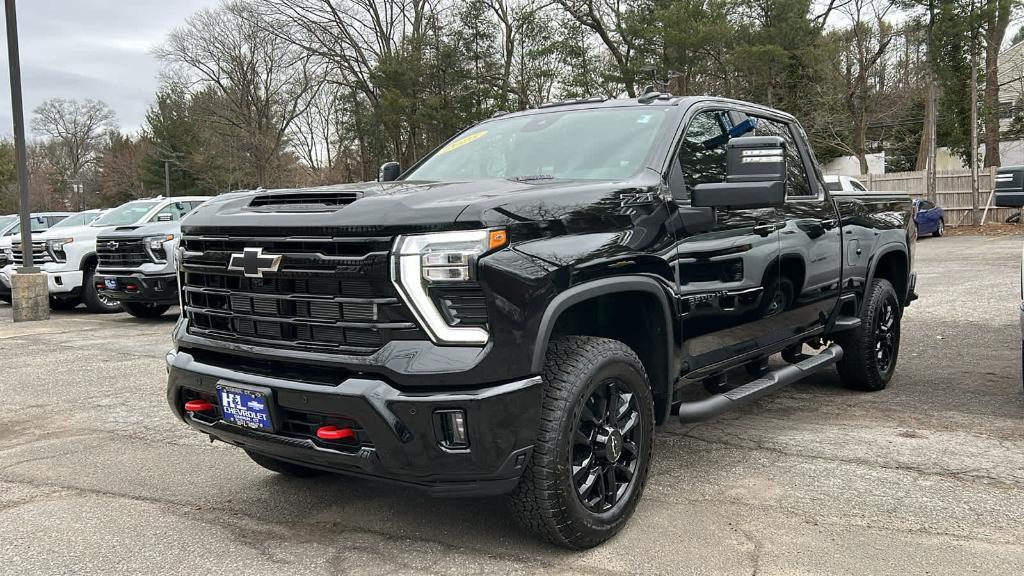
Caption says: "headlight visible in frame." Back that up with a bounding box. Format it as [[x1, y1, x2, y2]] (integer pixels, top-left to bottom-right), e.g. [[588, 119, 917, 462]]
[[46, 238, 74, 262], [391, 229, 508, 345], [144, 234, 175, 263]]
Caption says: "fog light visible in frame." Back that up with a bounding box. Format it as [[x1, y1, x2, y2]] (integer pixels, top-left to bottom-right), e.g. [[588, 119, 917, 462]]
[[435, 409, 469, 449]]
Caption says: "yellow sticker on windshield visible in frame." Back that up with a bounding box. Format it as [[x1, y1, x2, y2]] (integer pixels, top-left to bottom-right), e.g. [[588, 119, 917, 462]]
[[439, 131, 487, 154]]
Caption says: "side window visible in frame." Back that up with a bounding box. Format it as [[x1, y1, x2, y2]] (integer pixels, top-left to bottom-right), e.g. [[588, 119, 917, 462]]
[[151, 202, 190, 222], [755, 118, 814, 197], [676, 111, 729, 199], [852, 180, 867, 191]]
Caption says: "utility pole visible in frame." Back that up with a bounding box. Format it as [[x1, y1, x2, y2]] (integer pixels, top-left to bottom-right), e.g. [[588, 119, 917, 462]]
[[5, 0, 49, 321], [164, 159, 171, 198], [969, 13, 980, 226], [927, 77, 938, 205]]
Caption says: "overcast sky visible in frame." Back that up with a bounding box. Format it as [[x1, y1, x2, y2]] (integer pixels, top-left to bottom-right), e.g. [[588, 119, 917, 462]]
[[0, 0, 220, 138]]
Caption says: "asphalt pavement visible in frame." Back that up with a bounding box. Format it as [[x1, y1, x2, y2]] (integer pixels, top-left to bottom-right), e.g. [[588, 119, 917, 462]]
[[1, 234, 1022, 575]]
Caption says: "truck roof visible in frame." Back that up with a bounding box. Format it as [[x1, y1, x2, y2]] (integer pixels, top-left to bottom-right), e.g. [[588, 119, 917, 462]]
[[489, 95, 798, 124]]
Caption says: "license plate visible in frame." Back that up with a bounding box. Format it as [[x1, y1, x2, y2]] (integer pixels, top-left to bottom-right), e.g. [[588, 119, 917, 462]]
[[217, 384, 273, 431], [104, 278, 118, 290]]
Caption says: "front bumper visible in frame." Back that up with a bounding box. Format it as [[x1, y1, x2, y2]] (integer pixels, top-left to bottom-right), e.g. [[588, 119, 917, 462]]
[[42, 267, 83, 294], [2, 265, 83, 295], [166, 349, 543, 496], [98, 272, 178, 305]]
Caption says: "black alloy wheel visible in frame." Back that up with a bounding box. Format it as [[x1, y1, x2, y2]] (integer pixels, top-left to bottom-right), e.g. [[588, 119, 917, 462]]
[[874, 297, 898, 375], [572, 378, 642, 513]]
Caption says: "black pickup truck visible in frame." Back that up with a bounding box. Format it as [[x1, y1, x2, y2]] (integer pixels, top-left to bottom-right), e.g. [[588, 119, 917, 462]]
[[166, 95, 916, 549]]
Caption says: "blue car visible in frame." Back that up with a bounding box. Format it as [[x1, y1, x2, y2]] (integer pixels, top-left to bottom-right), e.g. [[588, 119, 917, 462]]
[[914, 199, 945, 236]]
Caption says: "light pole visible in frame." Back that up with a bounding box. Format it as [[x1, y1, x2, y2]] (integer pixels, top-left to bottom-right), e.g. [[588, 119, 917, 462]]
[[5, 0, 49, 321]]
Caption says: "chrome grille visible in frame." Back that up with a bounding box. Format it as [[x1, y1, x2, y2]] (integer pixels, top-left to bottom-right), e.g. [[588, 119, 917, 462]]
[[97, 238, 149, 268], [180, 233, 423, 354], [11, 242, 52, 265]]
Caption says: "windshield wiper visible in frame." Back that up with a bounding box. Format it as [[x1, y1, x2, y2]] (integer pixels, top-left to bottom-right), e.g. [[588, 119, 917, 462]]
[[509, 174, 557, 182]]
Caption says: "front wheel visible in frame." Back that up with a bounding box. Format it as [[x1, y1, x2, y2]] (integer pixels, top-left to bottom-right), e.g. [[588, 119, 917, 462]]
[[509, 336, 654, 549], [933, 219, 945, 237], [123, 302, 171, 318], [81, 264, 121, 314], [834, 278, 901, 391]]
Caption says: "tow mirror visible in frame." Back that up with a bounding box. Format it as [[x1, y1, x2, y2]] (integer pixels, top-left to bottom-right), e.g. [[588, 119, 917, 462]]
[[994, 167, 1024, 207], [378, 161, 401, 182], [692, 136, 787, 210]]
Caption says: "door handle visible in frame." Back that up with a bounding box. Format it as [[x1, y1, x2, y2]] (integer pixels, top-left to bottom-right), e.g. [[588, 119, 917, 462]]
[[752, 223, 779, 236], [819, 218, 838, 229]]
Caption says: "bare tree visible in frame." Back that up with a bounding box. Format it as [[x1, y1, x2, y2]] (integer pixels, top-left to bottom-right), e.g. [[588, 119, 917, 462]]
[[30, 98, 116, 209], [156, 1, 323, 188], [554, 0, 651, 97], [838, 0, 896, 174]]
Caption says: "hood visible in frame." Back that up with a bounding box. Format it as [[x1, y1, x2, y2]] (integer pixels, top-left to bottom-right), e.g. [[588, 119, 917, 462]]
[[182, 174, 661, 238], [97, 220, 181, 241], [30, 224, 110, 243]]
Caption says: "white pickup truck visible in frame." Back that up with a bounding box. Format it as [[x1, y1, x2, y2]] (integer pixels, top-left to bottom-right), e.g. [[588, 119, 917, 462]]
[[1, 197, 211, 312]]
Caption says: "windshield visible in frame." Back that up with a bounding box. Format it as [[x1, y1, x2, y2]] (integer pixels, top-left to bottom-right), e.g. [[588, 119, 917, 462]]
[[51, 212, 100, 229], [92, 201, 159, 227], [0, 216, 16, 235], [405, 107, 669, 182]]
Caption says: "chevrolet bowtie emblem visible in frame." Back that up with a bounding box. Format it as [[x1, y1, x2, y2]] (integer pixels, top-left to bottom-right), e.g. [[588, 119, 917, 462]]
[[227, 247, 283, 278], [106, 241, 119, 250]]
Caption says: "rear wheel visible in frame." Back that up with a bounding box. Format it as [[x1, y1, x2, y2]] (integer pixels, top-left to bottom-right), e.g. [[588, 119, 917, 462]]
[[245, 450, 324, 478], [123, 302, 171, 318], [48, 296, 80, 311], [81, 264, 121, 313], [834, 278, 901, 391], [509, 336, 654, 549]]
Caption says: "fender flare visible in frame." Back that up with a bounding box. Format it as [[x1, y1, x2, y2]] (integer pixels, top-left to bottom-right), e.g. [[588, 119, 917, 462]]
[[530, 276, 676, 420], [864, 241, 910, 305], [79, 252, 98, 271]]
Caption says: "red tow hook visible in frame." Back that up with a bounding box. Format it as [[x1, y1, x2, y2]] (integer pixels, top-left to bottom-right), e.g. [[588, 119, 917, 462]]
[[184, 399, 215, 413], [316, 426, 356, 441]]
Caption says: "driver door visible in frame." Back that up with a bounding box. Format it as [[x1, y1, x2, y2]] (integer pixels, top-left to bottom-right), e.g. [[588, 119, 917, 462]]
[[666, 107, 784, 371]]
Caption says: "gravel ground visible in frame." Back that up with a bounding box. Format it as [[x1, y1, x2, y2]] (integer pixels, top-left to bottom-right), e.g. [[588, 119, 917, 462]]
[[0, 234, 1022, 575]]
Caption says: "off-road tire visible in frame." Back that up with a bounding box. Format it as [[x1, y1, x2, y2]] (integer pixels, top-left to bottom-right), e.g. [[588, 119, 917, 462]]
[[834, 278, 901, 391], [48, 296, 80, 311], [245, 450, 324, 478], [123, 302, 171, 318], [508, 336, 655, 549], [81, 264, 121, 314]]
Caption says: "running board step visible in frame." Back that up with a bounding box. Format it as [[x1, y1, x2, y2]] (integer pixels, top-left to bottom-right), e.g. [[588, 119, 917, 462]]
[[678, 343, 844, 423]]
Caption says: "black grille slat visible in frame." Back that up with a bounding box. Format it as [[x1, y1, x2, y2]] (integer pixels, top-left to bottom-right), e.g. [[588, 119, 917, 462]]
[[181, 233, 423, 354], [431, 286, 489, 327], [97, 239, 150, 268]]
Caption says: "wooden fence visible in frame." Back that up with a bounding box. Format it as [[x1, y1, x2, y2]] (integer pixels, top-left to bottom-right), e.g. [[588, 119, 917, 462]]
[[862, 168, 1017, 227]]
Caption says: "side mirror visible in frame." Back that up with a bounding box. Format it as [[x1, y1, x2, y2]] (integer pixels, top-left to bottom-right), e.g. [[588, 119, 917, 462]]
[[157, 213, 173, 222], [378, 161, 401, 182], [994, 168, 1024, 207], [692, 136, 787, 210]]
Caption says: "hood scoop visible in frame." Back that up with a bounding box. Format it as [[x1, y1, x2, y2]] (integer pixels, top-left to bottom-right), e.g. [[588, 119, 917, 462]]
[[249, 191, 361, 212]]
